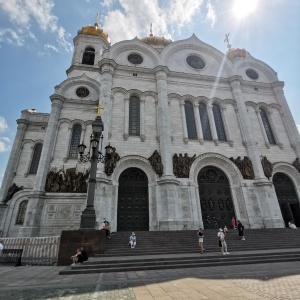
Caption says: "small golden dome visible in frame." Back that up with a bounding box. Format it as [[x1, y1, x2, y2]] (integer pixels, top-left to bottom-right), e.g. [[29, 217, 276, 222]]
[[78, 22, 110, 43], [139, 34, 172, 47], [227, 48, 246, 60]]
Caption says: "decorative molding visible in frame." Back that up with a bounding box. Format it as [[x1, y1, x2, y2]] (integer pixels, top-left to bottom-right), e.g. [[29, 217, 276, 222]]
[[189, 152, 243, 187], [272, 162, 300, 187], [112, 155, 157, 183]]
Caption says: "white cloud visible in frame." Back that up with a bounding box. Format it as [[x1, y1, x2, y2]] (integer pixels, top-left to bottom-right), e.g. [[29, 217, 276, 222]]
[[0, 0, 72, 52], [44, 43, 58, 52], [102, 0, 114, 7], [0, 28, 25, 46], [103, 0, 203, 44], [0, 137, 11, 153], [206, 2, 217, 26], [0, 117, 8, 132]]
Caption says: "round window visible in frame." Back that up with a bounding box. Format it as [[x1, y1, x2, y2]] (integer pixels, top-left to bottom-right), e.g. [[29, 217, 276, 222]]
[[128, 53, 143, 64], [186, 55, 205, 69], [246, 68, 259, 80], [76, 87, 89, 98]]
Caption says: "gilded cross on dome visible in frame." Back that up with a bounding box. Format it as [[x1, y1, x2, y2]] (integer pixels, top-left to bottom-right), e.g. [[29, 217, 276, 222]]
[[224, 33, 232, 50], [96, 103, 104, 117]]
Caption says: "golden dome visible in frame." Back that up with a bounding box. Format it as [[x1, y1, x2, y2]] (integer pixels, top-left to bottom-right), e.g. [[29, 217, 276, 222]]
[[78, 22, 110, 43], [227, 48, 246, 60], [139, 34, 172, 47]]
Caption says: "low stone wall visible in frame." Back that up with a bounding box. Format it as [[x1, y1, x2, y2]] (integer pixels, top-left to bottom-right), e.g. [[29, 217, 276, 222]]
[[1, 236, 60, 265]]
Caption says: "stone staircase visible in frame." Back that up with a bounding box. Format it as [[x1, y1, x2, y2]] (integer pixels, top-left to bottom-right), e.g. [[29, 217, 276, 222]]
[[59, 229, 300, 275]]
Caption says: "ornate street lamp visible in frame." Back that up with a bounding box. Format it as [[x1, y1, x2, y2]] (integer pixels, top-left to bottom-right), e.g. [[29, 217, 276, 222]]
[[78, 111, 113, 229]]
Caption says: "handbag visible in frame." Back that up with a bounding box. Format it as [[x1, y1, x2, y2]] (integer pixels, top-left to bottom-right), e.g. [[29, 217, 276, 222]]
[[219, 240, 222, 247]]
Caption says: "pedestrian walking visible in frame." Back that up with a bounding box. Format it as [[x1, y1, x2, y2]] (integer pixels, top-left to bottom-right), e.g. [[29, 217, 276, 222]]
[[197, 228, 205, 254], [217, 228, 229, 255], [231, 216, 236, 229], [237, 220, 245, 240]]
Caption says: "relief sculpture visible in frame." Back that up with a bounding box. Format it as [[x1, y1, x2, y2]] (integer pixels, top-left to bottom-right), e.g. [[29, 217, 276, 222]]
[[229, 156, 255, 179], [4, 183, 24, 203], [173, 153, 196, 178], [104, 147, 120, 176], [45, 167, 90, 193], [261, 156, 273, 179], [148, 150, 163, 177], [293, 157, 300, 173]]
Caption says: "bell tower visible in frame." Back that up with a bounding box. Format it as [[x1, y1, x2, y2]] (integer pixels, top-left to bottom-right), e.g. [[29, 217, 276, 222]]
[[71, 14, 110, 68]]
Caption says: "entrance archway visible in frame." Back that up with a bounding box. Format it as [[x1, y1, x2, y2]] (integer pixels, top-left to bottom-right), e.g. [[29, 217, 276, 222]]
[[117, 167, 149, 231], [273, 172, 300, 227], [198, 166, 235, 229]]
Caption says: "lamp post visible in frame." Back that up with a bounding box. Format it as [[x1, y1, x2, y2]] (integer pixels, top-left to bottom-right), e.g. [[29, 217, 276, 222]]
[[78, 115, 113, 229]]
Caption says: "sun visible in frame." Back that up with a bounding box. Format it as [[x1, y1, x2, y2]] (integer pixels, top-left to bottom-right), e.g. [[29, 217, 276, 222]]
[[233, 0, 258, 19]]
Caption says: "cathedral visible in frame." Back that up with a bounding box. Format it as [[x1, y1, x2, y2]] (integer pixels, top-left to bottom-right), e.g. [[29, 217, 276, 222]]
[[1, 19, 300, 238]]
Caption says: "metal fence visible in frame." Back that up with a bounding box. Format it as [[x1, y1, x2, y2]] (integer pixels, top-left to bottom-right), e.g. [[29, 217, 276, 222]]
[[0, 236, 60, 265]]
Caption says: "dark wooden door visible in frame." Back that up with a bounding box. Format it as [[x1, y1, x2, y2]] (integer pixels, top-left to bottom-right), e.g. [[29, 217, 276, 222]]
[[117, 168, 149, 231], [273, 172, 300, 227], [198, 166, 235, 229]]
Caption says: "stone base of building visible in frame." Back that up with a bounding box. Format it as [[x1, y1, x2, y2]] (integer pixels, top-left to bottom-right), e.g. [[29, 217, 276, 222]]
[[57, 229, 106, 266]]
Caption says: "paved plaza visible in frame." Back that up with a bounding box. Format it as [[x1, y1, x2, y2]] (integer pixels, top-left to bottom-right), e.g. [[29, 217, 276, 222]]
[[1, 261, 300, 299]]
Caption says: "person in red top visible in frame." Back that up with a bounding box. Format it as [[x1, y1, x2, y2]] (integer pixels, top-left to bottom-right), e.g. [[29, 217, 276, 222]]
[[231, 216, 236, 229]]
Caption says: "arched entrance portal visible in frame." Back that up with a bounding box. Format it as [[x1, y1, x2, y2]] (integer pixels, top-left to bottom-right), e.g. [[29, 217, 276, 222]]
[[198, 166, 235, 229], [273, 172, 300, 227], [117, 168, 149, 231]]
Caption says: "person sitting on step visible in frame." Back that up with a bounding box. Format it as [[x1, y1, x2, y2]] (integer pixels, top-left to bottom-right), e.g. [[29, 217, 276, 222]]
[[129, 232, 136, 248], [288, 221, 298, 230]]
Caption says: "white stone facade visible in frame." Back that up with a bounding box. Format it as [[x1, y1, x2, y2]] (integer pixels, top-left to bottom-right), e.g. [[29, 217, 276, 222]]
[[1, 25, 300, 237]]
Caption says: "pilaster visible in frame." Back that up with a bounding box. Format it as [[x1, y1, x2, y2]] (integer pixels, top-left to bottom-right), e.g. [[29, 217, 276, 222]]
[[0, 114, 29, 203]]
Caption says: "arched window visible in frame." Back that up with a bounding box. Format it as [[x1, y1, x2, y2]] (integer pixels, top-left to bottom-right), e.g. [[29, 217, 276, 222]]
[[82, 47, 95, 65], [260, 109, 276, 144], [16, 200, 28, 225], [69, 124, 82, 159], [213, 104, 226, 141], [199, 103, 212, 140], [29, 143, 43, 174], [129, 96, 140, 136], [184, 101, 197, 140]]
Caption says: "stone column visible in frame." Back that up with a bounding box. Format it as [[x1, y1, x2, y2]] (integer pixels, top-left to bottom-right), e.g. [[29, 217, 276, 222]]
[[18, 95, 64, 237], [272, 82, 300, 157], [230, 77, 284, 228], [154, 66, 173, 177], [207, 104, 219, 145], [0, 111, 29, 203], [180, 100, 189, 144], [34, 95, 64, 192], [98, 59, 116, 174], [194, 103, 204, 144]]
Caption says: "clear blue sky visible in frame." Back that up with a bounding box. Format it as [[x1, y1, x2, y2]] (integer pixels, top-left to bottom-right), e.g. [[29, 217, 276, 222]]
[[0, 0, 299, 185]]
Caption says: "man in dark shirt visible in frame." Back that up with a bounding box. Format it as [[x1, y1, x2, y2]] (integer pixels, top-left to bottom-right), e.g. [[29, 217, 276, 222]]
[[77, 246, 88, 263]]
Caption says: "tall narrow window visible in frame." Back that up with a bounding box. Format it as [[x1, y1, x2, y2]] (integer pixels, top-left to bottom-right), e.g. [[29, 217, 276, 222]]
[[184, 101, 197, 140], [29, 143, 43, 174], [69, 124, 82, 159], [129, 96, 140, 136], [260, 109, 276, 144], [199, 103, 212, 140], [213, 104, 226, 141], [16, 200, 28, 225], [82, 47, 95, 65]]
